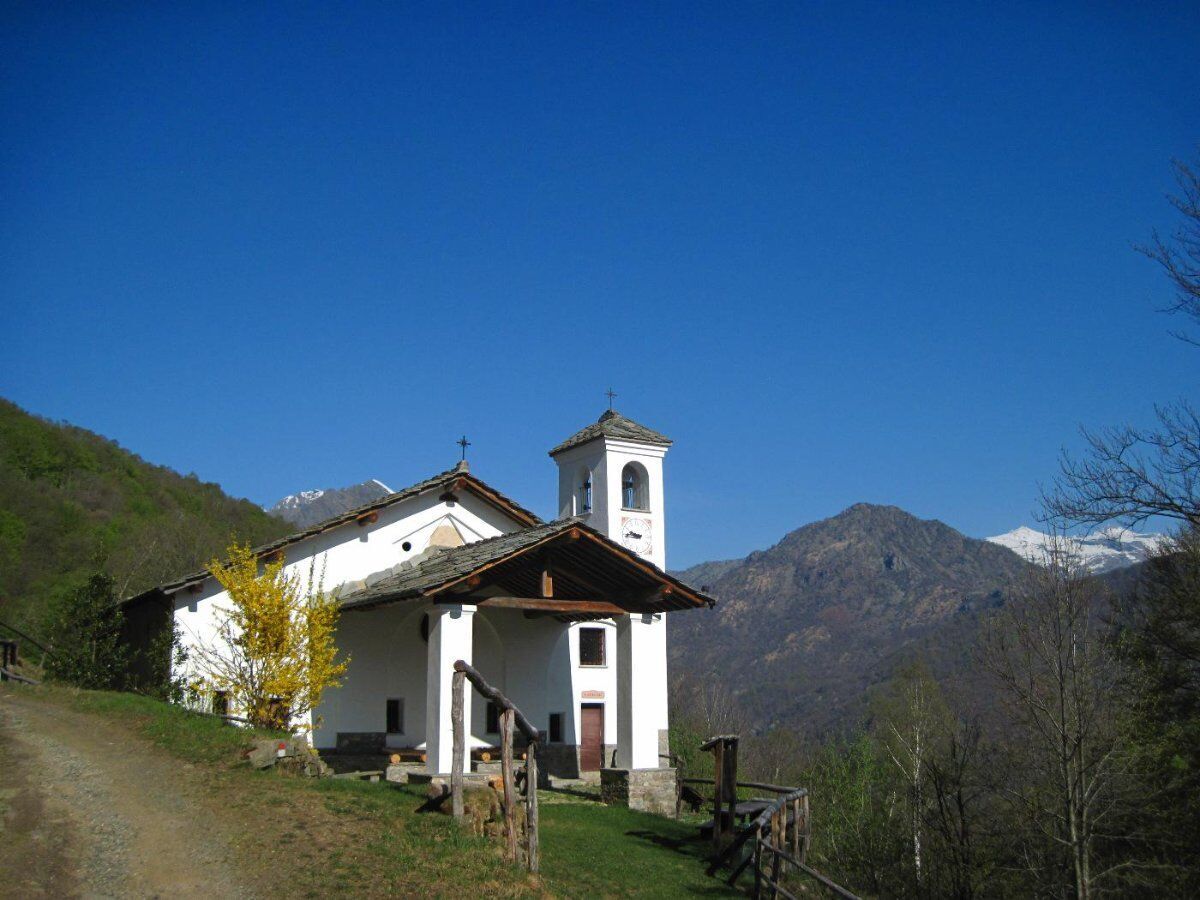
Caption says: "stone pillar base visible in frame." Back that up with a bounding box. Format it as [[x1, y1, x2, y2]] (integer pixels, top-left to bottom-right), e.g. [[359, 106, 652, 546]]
[[600, 767, 677, 817]]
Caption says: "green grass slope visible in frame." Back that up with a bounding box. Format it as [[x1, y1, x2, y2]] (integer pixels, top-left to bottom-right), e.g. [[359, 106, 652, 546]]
[[0, 398, 291, 630], [4, 684, 734, 897]]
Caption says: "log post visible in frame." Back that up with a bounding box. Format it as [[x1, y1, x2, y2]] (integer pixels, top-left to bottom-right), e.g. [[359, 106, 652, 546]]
[[500, 708, 518, 863], [753, 825, 763, 898], [451, 668, 465, 821], [801, 793, 811, 864], [525, 741, 539, 873], [791, 797, 801, 875], [711, 739, 725, 858], [771, 808, 783, 897]]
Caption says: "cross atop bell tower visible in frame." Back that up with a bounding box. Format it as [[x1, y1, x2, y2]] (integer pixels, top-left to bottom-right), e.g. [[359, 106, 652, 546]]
[[548, 407, 672, 570]]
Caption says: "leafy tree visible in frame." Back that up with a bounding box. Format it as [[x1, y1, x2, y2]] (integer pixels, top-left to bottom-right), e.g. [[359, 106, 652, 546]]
[[801, 732, 906, 896], [192, 542, 348, 730], [43, 572, 128, 690]]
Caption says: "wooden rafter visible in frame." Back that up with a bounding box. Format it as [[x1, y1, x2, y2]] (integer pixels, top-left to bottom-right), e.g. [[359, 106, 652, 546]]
[[443, 596, 630, 616]]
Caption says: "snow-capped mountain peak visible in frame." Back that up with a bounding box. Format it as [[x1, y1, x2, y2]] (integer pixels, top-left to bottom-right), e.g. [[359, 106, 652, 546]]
[[267, 479, 393, 528], [986, 525, 1167, 574], [273, 489, 326, 510]]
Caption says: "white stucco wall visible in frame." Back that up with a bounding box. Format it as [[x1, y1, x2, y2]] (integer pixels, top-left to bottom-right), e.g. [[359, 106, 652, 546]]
[[170, 487, 519, 734], [554, 436, 672, 761], [170, 443, 677, 769]]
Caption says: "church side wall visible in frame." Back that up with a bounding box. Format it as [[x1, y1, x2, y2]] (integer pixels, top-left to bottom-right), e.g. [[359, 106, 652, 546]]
[[169, 489, 519, 735], [314, 602, 429, 751]]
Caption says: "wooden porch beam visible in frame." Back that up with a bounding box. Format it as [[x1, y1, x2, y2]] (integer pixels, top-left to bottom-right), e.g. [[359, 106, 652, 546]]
[[446, 596, 631, 616]]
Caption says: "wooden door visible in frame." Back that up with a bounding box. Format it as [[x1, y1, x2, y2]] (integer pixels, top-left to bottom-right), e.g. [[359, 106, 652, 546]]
[[579, 703, 604, 772]]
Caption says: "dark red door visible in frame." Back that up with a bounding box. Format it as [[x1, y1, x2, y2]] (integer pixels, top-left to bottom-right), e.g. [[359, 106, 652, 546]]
[[580, 704, 604, 772]]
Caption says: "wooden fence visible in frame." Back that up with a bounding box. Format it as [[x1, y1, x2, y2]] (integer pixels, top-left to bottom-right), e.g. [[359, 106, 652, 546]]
[[0, 639, 39, 685], [697, 734, 859, 899], [746, 790, 860, 900], [451, 659, 540, 873]]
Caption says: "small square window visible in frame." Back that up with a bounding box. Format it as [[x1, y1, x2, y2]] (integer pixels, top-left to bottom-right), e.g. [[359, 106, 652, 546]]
[[212, 690, 229, 717], [548, 712, 564, 743], [486, 701, 500, 734], [579, 627, 606, 666], [387, 698, 404, 733]]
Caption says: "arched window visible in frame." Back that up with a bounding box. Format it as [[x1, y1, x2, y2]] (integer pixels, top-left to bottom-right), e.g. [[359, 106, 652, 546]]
[[621, 463, 648, 510], [577, 468, 592, 514]]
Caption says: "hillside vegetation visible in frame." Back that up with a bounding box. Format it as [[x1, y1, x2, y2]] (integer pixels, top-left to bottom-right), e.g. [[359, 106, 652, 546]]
[[0, 399, 291, 631]]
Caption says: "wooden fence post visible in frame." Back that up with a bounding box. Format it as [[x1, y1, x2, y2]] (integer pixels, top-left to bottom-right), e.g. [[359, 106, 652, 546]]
[[753, 825, 763, 898], [771, 807, 783, 897], [526, 741, 539, 873], [801, 793, 811, 863], [711, 739, 725, 858], [791, 796, 801, 875], [500, 708, 517, 863], [451, 668, 465, 821]]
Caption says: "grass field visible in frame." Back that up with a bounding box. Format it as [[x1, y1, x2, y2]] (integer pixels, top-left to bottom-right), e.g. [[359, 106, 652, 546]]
[[10, 685, 741, 897]]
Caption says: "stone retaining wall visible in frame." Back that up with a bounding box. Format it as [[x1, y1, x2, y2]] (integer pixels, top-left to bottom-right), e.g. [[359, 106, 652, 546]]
[[600, 767, 677, 817]]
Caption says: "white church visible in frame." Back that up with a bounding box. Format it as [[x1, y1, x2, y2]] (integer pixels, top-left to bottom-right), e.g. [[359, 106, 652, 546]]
[[125, 409, 714, 812]]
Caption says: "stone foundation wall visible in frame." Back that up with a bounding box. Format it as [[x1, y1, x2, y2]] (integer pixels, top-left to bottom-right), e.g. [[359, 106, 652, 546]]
[[335, 732, 385, 753], [538, 743, 581, 779], [600, 767, 677, 817]]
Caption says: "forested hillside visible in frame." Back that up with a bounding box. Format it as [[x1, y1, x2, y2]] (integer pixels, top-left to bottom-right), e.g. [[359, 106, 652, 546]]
[[0, 399, 291, 630]]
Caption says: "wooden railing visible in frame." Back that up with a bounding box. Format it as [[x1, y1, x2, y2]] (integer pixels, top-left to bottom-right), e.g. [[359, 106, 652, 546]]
[[451, 660, 540, 873], [697, 734, 858, 899], [746, 790, 860, 899], [0, 639, 39, 685]]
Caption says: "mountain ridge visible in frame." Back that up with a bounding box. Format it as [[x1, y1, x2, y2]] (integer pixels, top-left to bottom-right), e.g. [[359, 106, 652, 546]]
[[668, 502, 1034, 734], [267, 480, 394, 528], [985, 524, 1166, 574]]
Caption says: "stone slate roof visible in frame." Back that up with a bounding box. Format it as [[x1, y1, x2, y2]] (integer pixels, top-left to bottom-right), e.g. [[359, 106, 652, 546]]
[[125, 462, 541, 602], [548, 409, 672, 457], [338, 517, 715, 612], [339, 519, 577, 609]]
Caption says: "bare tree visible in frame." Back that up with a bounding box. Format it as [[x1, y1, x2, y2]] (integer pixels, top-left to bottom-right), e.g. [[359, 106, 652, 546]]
[[922, 718, 989, 900], [875, 661, 947, 887], [1044, 153, 1200, 532], [1044, 403, 1200, 529], [980, 538, 1129, 900], [1137, 155, 1200, 345]]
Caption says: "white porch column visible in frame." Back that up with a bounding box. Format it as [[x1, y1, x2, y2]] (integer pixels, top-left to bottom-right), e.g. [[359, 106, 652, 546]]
[[614, 612, 663, 770], [425, 603, 475, 774]]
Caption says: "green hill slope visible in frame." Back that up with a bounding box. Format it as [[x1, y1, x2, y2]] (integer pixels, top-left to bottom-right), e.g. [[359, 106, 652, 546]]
[[0, 398, 291, 630]]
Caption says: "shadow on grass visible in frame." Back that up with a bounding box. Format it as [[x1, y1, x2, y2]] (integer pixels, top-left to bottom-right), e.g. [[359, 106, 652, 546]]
[[544, 784, 605, 802], [624, 827, 705, 856]]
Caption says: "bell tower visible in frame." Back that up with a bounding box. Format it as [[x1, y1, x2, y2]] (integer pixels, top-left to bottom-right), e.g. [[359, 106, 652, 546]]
[[549, 408, 672, 571]]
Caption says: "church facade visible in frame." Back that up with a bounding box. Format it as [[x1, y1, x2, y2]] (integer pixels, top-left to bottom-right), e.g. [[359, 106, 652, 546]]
[[125, 410, 713, 807]]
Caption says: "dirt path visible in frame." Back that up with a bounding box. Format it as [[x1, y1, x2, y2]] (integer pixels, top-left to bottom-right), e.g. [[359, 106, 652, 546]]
[[0, 692, 252, 899]]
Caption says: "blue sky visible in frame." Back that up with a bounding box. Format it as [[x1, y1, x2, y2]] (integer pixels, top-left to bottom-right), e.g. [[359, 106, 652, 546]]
[[2, 3, 1197, 567]]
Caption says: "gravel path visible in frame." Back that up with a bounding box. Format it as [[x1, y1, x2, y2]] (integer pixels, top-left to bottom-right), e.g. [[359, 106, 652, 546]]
[[0, 693, 251, 899]]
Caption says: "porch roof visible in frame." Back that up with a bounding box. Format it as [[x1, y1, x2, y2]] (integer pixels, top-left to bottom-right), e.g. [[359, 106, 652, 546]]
[[338, 519, 715, 618]]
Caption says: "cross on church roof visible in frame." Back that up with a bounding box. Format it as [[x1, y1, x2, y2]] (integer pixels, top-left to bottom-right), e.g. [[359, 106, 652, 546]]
[[605, 387, 617, 409], [457, 435, 471, 461]]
